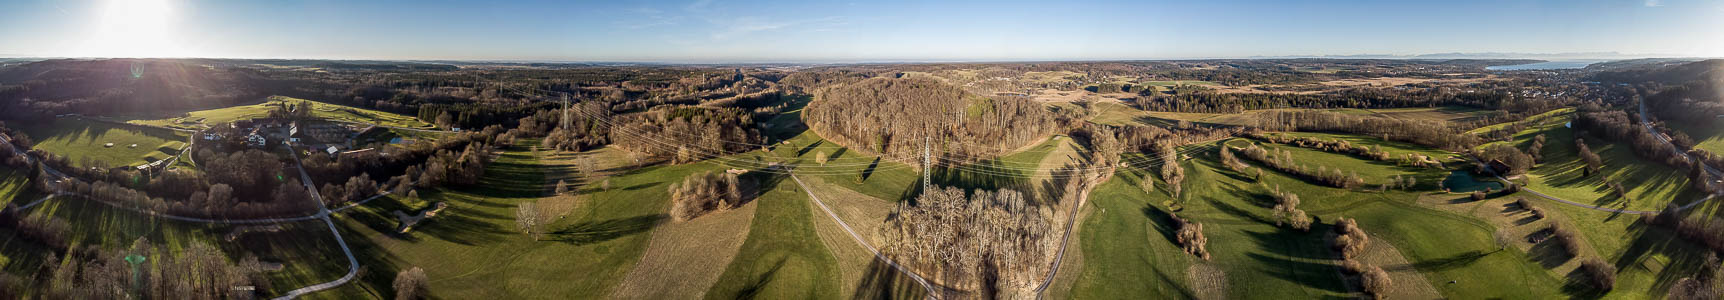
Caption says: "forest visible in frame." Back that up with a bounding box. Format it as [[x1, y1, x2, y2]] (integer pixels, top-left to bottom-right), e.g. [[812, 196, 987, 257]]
[[804, 77, 1056, 163]]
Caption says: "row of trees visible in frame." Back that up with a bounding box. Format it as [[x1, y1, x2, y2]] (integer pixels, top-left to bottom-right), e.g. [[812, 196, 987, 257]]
[[1248, 133, 1443, 168], [1572, 106, 1687, 167], [1234, 145, 1366, 189], [1251, 110, 1480, 151], [1332, 217, 1391, 299], [1136, 85, 1519, 114]]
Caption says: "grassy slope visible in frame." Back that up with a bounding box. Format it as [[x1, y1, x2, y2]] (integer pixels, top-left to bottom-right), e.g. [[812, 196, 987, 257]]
[[18, 118, 187, 168], [1070, 137, 1565, 299], [0, 166, 28, 206], [1509, 115, 1703, 212], [1229, 139, 1443, 186], [335, 143, 689, 298], [703, 175, 843, 299], [1674, 121, 1724, 155], [129, 96, 433, 130]]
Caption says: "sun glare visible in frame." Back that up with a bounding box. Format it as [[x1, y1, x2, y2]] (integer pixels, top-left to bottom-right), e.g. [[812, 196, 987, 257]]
[[77, 0, 184, 58]]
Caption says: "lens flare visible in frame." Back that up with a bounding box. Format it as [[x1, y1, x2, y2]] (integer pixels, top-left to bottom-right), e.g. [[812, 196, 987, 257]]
[[77, 0, 183, 58]]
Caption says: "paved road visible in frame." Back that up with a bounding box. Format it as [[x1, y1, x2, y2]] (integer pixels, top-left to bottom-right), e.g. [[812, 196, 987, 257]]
[[1031, 173, 1097, 298], [787, 170, 942, 299], [274, 142, 361, 300], [1640, 100, 1724, 181]]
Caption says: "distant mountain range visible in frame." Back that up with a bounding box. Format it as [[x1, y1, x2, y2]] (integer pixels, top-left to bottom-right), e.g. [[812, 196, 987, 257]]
[[1250, 52, 1679, 60]]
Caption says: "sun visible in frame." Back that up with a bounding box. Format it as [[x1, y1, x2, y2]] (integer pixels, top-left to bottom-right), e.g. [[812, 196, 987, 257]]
[[76, 0, 185, 58]]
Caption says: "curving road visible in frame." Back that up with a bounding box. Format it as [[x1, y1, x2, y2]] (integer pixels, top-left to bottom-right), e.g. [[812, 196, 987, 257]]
[[273, 141, 360, 300]]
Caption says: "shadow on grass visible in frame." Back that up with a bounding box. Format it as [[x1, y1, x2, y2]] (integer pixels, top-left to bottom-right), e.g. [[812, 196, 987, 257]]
[[851, 257, 933, 300], [547, 214, 666, 245]]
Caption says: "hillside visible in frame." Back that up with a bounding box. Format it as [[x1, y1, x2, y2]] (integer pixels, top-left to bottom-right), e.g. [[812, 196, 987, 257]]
[[803, 77, 1056, 163]]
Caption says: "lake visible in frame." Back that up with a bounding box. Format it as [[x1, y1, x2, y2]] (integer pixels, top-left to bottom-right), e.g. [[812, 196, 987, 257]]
[[1485, 60, 1610, 71], [1441, 170, 1504, 193]]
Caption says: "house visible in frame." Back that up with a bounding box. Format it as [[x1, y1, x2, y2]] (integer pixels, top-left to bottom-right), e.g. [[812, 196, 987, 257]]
[[1485, 159, 1512, 175], [246, 134, 268, 148]]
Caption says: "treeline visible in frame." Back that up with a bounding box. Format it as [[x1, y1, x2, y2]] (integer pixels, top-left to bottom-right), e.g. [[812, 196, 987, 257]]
[[1137, 86, 1514, 113], [1571, 105, 1687, 167], [1246, 132, 1443, 168], [1233, 144, 1366, 189], [1251, 110, 1479, 151], [0, 59, 276, 118], [609, 105, 762, 163], [1644, 80, 1724, 128], [301, 129, 502, 205], [0, 235, 271, 299], [805, 77, 1054, 163], [882, 186, 1054, 294]]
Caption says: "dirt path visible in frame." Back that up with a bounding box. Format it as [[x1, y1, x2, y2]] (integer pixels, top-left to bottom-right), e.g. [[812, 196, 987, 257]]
[[1187, 262, 1229, 300], [1352, 231, 1442, 299], [802, 176, 900, 297]]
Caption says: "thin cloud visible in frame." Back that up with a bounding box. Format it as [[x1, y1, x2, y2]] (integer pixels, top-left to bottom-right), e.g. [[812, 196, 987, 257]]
[[685, 0, 714, 11], [1645, 0, 1663, 7], [708, 16, 843, 40]]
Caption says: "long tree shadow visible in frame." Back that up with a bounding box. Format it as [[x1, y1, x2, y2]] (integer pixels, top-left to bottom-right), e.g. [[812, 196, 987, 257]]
[[547, 214, 667, 245], [326, 220, 408, 299], [799, 140, 825, 157], [1141, 204, 1181, 246], [851, 257, 933, 300], [1408, 249, 1495, 272], [736, 259, 787, 299], [1610, 218, 1710, 296], [412, 212, 513, 246], [1526, 229, 1573, 269]]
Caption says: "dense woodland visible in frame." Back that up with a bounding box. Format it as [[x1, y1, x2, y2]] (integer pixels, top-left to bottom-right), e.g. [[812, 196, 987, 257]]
[[883, 186, 1055, 295], [805, 77, 1056, 163]]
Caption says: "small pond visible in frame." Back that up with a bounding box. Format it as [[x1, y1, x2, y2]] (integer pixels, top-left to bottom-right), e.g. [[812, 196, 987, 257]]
[[1442, 170, 1504, 193]]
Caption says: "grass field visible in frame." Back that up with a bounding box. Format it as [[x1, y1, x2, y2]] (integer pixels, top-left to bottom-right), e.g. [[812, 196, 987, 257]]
[[129, 96, 434, 130], [0, 166, 29, 206], [703, 174, 844, 299], [336, 141, 706, 298], [17, 117, 188, 168], [1355, 106, 1493, 123], [1502, 114, 1705, 212], [1671, 120, 1724, 156], [1068, 136, 1567, 299], [1468, 107, 1574, 136], [1225, 138, 1443, 187]]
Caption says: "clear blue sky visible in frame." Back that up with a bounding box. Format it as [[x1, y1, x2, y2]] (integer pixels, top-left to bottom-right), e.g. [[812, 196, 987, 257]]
[[1, 0, 1721, 62]]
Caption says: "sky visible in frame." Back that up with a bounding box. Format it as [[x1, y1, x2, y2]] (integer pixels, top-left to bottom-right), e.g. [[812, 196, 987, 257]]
[[0, 0, 1722, 62]]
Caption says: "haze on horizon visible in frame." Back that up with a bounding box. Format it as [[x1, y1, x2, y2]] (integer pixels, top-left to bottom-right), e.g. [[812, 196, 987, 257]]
[[1, 0, 1722, 62]]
